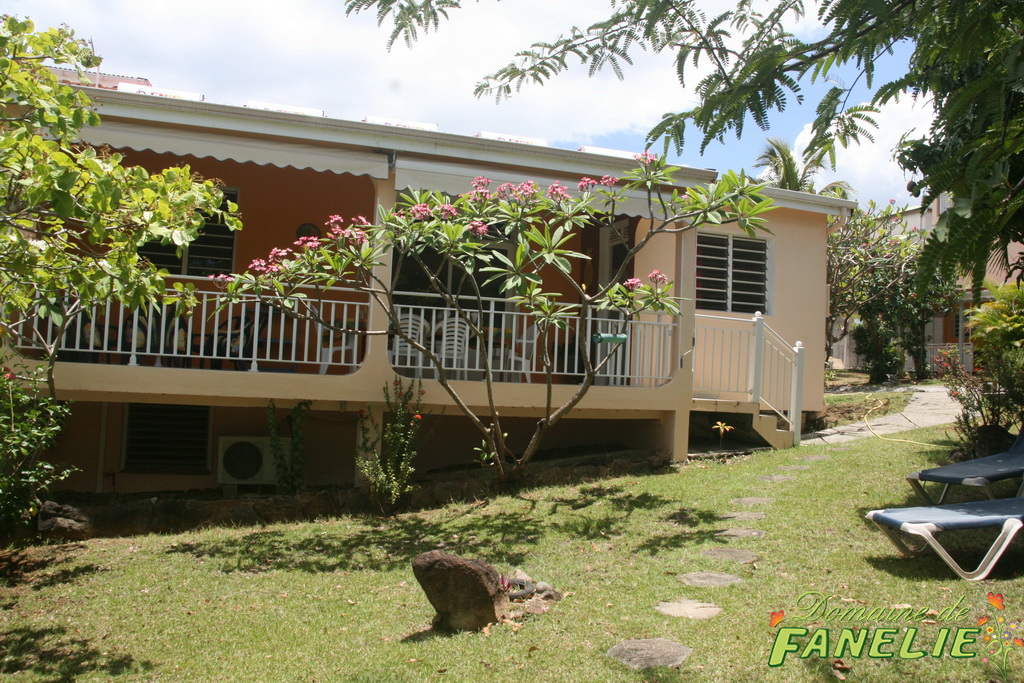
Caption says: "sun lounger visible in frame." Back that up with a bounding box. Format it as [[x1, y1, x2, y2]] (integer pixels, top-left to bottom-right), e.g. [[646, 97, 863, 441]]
[[866, 498, 1024, 580], [906, 431, 1024, 504]]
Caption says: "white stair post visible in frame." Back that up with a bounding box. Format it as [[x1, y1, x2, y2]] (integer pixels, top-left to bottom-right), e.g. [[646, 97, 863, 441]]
[[750, 312, 765, 404], [790, 341, 805, 446]]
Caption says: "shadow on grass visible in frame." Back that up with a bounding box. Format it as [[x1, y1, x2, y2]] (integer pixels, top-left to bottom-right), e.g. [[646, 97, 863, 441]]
[[864, 545, 1024, 582], [0, 625, 153, 681], [633, 530, 731, 555], [547, 484, 673, 514], [401, 626, 456, 643], [0, 543, 99, 591], [664, 507, 727, 526], [632, 506, 735, 555], [168, 506, 547, 574]]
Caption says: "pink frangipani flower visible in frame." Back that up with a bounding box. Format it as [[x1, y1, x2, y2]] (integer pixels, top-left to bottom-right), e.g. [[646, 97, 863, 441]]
[[648, 269, 668, 285]]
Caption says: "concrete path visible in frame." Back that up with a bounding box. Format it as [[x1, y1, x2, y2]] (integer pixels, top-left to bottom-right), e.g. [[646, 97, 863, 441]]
[[803, 385, 959, 445]]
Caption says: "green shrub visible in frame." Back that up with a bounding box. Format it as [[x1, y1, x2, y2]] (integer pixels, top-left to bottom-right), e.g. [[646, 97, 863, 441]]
[[934, 347, 1024, 453], [1, 364, 74, 529], [852, 318, 904, 384], [267, 400, 311, 495], [355, 377, 427, 513]]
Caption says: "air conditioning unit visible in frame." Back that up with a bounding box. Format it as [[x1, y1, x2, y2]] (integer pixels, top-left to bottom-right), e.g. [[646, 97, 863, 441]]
[[217, 437, 284, 485]]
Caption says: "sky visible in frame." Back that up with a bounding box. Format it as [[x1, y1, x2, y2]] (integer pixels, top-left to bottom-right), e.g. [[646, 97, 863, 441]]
[[10, 0, 932, 207]]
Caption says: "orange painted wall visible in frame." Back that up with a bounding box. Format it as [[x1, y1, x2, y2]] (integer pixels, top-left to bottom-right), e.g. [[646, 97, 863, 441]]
[[116, 149, 378, 273]]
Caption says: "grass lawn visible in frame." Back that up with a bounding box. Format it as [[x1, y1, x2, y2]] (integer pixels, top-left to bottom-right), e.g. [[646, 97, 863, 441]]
[[4, 426, 1024, 681]]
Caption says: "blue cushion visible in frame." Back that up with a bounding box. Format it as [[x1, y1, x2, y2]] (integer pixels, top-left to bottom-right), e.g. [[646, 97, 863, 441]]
[[870, 498, 1024, 531]]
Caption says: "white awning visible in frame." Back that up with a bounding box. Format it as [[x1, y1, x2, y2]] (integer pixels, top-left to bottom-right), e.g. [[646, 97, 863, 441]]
[[394, 157, 676, 219], [79, 121, 390, 178]]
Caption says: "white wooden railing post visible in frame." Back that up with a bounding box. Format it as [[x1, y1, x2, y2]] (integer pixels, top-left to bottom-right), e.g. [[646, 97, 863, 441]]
[[248, 300, 260, 372], [127, 307, 140, 366], [750, 312, 765, 404], [790, 341, 805, 446]]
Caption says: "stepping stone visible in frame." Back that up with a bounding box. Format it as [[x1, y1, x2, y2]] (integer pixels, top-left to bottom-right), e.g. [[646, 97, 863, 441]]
[[732, 497, 773, 506], [607, 638, 693, 670], [758, 475, 794, 482], [720, 511, 766, 521], [778, 465, 810, 471], [702, 547, 760, 564], [716, 527, 766, 539], [800, 455, 831, 462], [680, 571, 742, 587], [656, 598, 722, 619]]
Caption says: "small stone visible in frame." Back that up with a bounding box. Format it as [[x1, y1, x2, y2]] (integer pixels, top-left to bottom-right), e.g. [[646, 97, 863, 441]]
[[511, 569, 534, 585], [777, 465, 810, 471], [716, 528, 766, 539], [656, 598, 722, 619], [680, 571, 742, 587], [535, 581, 552, 592], [702, 547, 760, 564], [758, 475, 794, 482], [607, 638, 693, 670], [732, 497, 774, 506], [720, 511, 766, 521], [801, 455, 832, 461]]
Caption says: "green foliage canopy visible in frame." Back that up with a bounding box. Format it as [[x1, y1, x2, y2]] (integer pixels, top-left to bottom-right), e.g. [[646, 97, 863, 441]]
[[0, 16, 241, 388], [345, 0, 1024, 286]]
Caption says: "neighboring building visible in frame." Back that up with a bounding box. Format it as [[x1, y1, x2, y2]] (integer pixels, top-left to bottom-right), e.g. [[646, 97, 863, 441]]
[[10, 76, 855, 495], [830, 197, 1016, 375]]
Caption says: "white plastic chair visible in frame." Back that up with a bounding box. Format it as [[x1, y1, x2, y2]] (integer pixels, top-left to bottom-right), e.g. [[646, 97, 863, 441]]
[[318, 322, 360, 374], [436, 315, 471, 380], [389, 313, 431, 377], [506, 324, 539, 383]]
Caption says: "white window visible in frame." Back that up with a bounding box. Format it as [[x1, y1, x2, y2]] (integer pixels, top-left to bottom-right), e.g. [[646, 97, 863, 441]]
[[696, 233, 768, 313]]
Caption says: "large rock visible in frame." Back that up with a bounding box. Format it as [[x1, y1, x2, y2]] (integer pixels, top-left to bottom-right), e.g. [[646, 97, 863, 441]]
[[412, 550, 510, 631], [36, 501, 94, 541]]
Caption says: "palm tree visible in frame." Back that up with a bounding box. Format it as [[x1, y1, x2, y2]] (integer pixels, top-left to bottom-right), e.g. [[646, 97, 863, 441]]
[[754, 137, 851, 197]]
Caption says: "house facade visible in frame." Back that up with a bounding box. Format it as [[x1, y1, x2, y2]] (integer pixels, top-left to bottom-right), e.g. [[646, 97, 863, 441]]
[[12, 78, 855, 495]]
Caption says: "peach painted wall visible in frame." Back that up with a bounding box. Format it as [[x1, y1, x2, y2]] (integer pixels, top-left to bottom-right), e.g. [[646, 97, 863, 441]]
[[684, 206, 828, 413]]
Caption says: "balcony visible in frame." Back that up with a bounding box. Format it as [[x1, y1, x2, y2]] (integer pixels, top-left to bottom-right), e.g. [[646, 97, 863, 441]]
[[13, 287, 678, 388]]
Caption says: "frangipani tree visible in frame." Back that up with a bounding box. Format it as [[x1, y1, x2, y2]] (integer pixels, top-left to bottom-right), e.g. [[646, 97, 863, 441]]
[[826, 200, 920, 359], [225, 155, 774, 480]]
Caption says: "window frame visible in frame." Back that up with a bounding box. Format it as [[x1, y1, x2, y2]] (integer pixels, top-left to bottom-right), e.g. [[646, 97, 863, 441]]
[[695, 232, 770, 314]]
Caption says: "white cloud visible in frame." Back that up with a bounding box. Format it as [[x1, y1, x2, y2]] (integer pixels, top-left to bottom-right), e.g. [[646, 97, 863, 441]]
[[11, 0, 686, 148], [795, 96, 935, 207], [9, 0, 917, 200]]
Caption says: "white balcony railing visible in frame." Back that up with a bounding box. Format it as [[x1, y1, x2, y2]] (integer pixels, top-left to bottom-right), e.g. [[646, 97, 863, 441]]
[[14, 289, 370, 373], [15, 288, 677, 386], [694, 312, 805, 443], [389, 292, 676, 386]]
